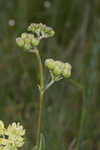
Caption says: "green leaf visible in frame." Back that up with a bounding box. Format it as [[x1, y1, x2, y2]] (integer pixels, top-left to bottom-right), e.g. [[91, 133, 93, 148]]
[[39, 133, 46, 150]]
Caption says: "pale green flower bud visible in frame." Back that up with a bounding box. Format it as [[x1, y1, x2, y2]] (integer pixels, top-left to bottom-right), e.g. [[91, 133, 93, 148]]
[[62, 63, 72, 78], [53, 66, 62, 76], [45, 59, 55, 70], [62, 69, 71, 78], [64, 63, 72, 70], [16, 37, 24, 47], [22, 33, 33, 43], [49, 30, 55, 37], [27, 23, 37, 33], [21, 33, 28, 40], [44, 27, 55, 37], [52, 61, 64, 76], [31, 38, 40, 46], [28, 34, 34, 40], [24, 37, 31, 44], [54, 61, 62, 67], [24, 43, 31, 50]]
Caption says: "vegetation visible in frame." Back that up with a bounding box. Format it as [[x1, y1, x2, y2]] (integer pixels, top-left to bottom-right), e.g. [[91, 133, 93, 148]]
[[0, 0, 100, 150], [16, 23, 71, 149]]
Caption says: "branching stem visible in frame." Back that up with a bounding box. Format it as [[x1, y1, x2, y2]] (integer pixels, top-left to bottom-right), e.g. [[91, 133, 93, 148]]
[[45, 80, 55, 91], [34, 49, 44, 146]]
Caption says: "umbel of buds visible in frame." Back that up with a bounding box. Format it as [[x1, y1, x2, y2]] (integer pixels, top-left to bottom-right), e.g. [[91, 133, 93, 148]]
[[16, 23, 55, 51], [16, 33, 40, 50], [0, 120, 25, 150], [45, 59, 72, 78], [27, 23, 55, 38]]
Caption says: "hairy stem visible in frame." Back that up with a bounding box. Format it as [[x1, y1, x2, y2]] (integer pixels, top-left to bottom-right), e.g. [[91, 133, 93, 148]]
[[34, 49, 44, 145]]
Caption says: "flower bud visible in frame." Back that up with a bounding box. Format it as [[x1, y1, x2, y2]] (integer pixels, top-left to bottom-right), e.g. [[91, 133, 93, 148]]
[[53, 66, 62, 76], [45, 59, 55, 70], [52, 61, 65, 76], [16, 37, 24, 47], [62, 69, 71, 78], [49, 30, 55, 37], [62, 63, 72, 78], [64, 63, 72, 70], [27, 23, 36, 32], [21, 33, 28, 40], [24, 37, 31, 44], [28, 34, 34, 40], [24, 43, 31, 50], [31, 38, 40, 46], [54, 61, 62, 67]]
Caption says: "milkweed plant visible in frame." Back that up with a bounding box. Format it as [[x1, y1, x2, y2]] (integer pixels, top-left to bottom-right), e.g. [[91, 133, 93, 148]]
[[0, 23, 73, 150]]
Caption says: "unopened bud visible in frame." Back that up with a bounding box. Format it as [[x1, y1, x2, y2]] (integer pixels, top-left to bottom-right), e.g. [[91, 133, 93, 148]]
[[62, 69, 71, 78], [49, 30, 55, 37], [64, 63, 72, 70], [16, 37, 24, 47], [53, 66, 62, 76], [31, 38, 40, 46], [24, 43, 31, 50], [45, 59, 55, 70], [21, 33, 28, 40], [54, 61, 62, 67], [62, 63, 72, 78], [28, 34, 34, 40]]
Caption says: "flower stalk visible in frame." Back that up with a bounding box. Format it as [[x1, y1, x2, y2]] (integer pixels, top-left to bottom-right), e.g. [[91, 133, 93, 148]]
[[34, 49, 44, 145], [16, 23, 72, 148]]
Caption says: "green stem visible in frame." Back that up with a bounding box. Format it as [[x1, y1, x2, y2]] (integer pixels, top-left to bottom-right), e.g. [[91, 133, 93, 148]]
[[34, 49, 44, 146], [45, 80, 55, 91]]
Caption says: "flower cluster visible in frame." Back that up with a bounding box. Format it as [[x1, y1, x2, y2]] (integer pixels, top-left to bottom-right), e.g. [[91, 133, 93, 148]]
[[27, 23, 55, 38], [45, 59, 72, 78], [0, 121, 25, 150], [16, 33, 40, 50], [16, 23, 55, 51]]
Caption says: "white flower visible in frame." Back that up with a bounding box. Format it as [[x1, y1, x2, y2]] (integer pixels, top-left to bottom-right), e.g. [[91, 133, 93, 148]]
[[0, 121, 25, 150]]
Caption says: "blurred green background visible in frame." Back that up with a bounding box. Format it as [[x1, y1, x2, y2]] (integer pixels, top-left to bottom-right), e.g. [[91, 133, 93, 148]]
[[0, 0, 100, 150]]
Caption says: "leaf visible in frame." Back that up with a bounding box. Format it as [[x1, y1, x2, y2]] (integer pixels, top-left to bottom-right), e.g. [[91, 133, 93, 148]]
[[39, 133, 46, 150]]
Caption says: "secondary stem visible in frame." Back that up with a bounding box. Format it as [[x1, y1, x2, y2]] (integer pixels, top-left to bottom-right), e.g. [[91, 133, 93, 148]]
[[45, 80, 55, 91], [34, 49, 44, 145]]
